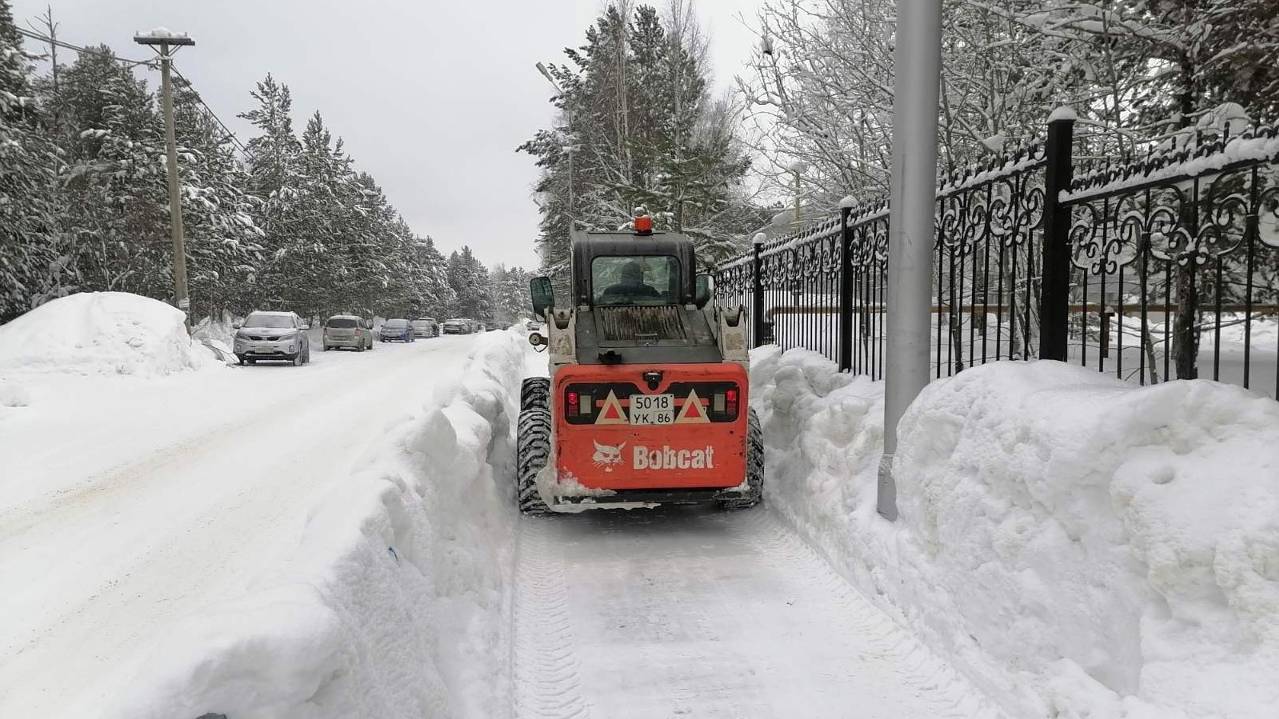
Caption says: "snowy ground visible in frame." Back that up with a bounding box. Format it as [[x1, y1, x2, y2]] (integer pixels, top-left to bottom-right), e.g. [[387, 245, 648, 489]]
[[512, 347, 1002, 719], [752, 346, 1279, 718], [513, 507, 1002, 719], [0, 293, 508, 716], [5, 293, 1272, 718]]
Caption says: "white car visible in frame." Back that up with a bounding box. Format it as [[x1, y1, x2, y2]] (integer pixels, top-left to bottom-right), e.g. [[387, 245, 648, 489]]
[[234, 311, 311, 366]]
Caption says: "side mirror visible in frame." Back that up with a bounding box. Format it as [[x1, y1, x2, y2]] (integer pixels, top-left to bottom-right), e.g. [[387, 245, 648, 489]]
[[232, 322, 241, 330], [530, 276, 554, 319], [694, 273, 713, 309], [528, 332, 546, 347]]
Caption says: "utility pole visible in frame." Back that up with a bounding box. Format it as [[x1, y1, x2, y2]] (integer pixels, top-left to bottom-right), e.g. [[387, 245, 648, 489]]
[[135, 28, 194, 327], [879, 1, 943, 521]]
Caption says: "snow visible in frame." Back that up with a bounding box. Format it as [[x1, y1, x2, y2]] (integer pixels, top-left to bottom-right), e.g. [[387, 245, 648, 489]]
[[1049, 105, 1080, 122], [97, 331, 527, 719], [0, 292, 218, 377], [751, 346, 1279, 718], [515, 506, 1005, 718], [0, 320, 525, 718]]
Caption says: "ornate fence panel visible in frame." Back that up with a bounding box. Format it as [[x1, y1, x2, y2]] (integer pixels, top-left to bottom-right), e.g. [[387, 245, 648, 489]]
[[933, 144, 1048, 377], [1061, 123, 1279, 399], [712, 114, 1279, 400]]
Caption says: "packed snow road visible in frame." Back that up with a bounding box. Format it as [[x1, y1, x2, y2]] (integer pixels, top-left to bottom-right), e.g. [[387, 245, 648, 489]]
[[0, 333, 477, 715], [513, 505, 1001, 719]]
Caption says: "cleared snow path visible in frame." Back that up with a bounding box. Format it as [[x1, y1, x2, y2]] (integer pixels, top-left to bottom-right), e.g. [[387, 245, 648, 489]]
[[0, 335, 476, 715], [513, 506, 1002, 719]]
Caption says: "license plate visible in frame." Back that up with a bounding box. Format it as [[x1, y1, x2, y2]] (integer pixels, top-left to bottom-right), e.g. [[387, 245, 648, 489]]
[[254, 343, 273, 351], [630, 394, 674, 425]]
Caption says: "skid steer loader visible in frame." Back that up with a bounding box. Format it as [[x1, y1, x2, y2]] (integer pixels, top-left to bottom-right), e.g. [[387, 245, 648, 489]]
[[517, 212, 762, 514]]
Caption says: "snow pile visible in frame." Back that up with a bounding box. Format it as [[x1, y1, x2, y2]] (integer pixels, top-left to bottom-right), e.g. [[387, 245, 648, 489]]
[[752, 346, 1279, 718], [100, 331, 526, 719], [0, 292, 218, 376]]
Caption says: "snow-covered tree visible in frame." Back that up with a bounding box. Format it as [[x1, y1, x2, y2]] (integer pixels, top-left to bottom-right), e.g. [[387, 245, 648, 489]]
[[520, 2, 766, 283], [446, 246, 493, 323], [0, 0, 64, 321], [490, 264, 532, 326]]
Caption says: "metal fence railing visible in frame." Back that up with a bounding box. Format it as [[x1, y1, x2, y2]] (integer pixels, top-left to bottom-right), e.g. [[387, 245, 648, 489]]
[[713, 115, 1279, 400]]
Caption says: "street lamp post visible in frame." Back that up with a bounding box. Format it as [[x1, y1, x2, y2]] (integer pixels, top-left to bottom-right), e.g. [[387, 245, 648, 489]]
[[135, 28, 194, 327], [787, 160, 808, 227], [879, 2, 944, 521]]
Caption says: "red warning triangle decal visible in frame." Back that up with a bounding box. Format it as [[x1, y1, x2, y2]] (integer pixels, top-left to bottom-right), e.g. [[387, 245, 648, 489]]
[[675, 389, 711, 424], [595, 390, 628, 425]]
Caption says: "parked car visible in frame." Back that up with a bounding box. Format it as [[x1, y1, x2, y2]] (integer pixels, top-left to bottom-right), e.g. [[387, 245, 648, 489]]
[[379, 318, 415, 342], [323, 314, 374, 352], [525, 320, 542, 331], [411, 317, 439, 338], [233, 311, 311, 366], [441, 318, 471, 335]]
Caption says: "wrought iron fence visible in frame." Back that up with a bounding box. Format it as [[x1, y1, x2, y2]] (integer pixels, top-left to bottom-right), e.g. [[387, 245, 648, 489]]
[[713, 114, 1279, 400]]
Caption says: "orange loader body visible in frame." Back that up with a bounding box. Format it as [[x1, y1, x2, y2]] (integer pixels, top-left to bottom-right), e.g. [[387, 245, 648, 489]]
[[553, 363, 748, 491], [516, 221, 760, 513]]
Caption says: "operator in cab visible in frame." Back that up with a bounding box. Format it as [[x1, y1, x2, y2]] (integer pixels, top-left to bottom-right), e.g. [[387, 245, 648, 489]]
[[601, 261, 660, 303]]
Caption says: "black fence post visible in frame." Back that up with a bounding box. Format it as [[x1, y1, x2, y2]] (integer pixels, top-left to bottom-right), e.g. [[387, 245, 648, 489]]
[[751, 234, 766, 348], [1038, 112, 1076, 361], [837, 206, 854, 371]]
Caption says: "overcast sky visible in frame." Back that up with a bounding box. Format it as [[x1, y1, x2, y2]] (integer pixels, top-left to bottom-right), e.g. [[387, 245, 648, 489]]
[[13, 0, 763, 269]]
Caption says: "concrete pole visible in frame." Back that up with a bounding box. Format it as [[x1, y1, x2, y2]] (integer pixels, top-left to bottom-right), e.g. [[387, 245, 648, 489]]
[[158, 46, 190, 326], [878, 0, 943, 521]]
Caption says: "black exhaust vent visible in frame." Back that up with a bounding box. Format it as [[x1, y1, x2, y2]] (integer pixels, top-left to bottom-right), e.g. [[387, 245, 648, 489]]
[[596, 305, 686, 342]]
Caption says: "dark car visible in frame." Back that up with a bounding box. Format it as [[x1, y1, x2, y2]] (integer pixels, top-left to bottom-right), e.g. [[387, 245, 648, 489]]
[[379, 318, 415, 342], [410, 317, 438, 338]]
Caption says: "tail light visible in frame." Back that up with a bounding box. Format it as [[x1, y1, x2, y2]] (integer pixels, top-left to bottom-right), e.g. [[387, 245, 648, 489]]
[[725, 388, 738, 416], [567, 391, 579, 414]]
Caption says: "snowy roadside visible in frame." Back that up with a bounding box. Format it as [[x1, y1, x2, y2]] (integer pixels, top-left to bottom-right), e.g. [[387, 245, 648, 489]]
[[95, 330, 527, 719], [751, 346, 1279, 719]]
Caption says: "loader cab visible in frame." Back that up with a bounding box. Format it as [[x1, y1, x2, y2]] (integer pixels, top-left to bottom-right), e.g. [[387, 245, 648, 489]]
[[571, 234, 697, 310], [546, 228, 719, 365]]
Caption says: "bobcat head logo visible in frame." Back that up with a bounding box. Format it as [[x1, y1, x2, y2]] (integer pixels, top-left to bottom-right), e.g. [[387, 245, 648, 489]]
[[592, 440, 625, 472]]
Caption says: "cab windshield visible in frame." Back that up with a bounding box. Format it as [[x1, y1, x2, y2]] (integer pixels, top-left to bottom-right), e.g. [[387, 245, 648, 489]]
[[592, 256, 680, 306]]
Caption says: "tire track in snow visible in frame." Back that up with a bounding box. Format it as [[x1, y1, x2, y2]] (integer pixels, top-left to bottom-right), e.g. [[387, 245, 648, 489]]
[[745, 509, 1007, 719], [513, 517, 591, 719], [512, 505, 1005, 718]]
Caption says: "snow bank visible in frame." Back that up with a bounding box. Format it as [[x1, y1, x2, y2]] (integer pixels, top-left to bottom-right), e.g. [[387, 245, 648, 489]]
[[752, 347, 1279, 718], [99, 331, 527, 719], [0, 292, 218, 376]]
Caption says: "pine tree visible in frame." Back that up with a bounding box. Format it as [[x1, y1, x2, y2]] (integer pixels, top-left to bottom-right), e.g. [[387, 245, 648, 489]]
[[446, 247, 493, 322], [55, 45, 170, 299], [519, 2, 764, 279], [171, 76, 262, 319], [0, 0, 64, 320], [239, 74, 304, 311]]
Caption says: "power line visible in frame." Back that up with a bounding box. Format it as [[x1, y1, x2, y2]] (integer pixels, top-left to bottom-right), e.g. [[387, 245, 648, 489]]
[[14, 26, 154, 67], [15, 27, 250, 158], [171, 65, 250, 156]]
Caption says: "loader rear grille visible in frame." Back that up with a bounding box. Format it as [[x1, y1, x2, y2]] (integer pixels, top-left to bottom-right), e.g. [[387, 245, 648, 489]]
[[595, 306, 685, 342]]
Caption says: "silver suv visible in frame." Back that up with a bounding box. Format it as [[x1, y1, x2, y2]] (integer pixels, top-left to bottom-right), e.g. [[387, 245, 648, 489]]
[[234, 311, 311, 366], [323, 314, 374, 351]]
